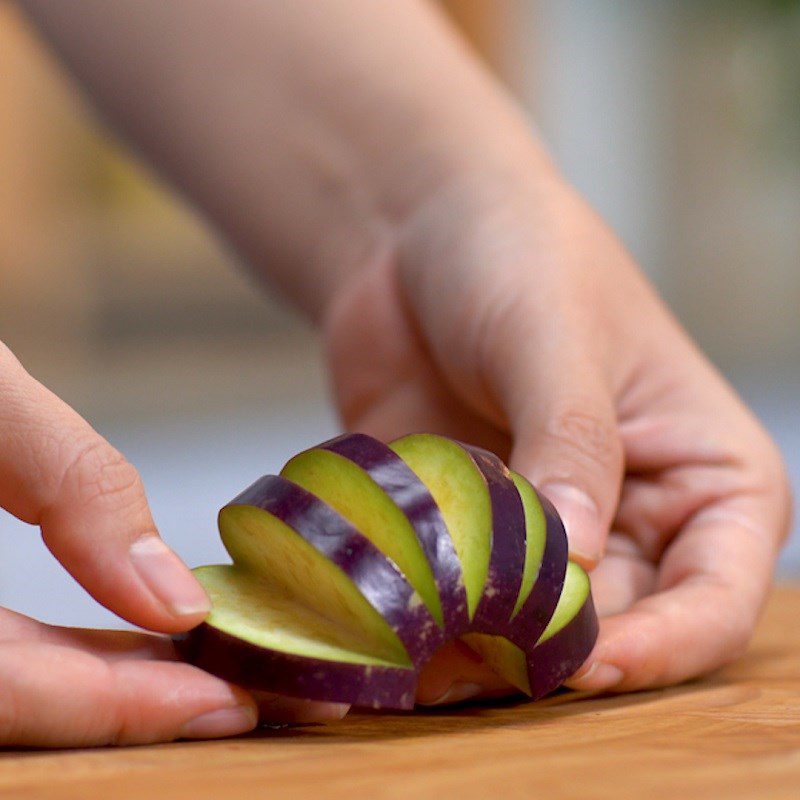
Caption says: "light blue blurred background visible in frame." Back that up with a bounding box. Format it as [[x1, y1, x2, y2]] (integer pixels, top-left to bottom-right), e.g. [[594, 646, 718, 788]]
[[0, 1, 797, 628]]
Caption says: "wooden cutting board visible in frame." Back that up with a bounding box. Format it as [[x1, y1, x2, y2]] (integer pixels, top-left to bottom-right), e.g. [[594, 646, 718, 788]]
[[2, 585, 799, 800]]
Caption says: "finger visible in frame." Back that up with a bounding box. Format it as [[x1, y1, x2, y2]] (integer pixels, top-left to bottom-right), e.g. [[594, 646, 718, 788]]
[[31, 625, 347, 724], [588, 533, 657, 618], [568, 483, 789, 692], [612, 393, 783, 562], [39, 625, 178, 662], [396, 226, 625, 566], [416, 640, 515, 705], [43, 632, 350, 723], [0, 640, 257, 747], [1, 616, 346, 727], [483, 311, 624, 568], [254, 693, 350, 724], [0, 344, 210, 632], [0, 609, 175, 660], [0, 608, 43, 642]]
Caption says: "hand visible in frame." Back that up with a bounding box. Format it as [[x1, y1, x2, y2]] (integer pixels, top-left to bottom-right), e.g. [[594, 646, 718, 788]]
[[18, 0, 790, 711], [324, 170, 792, 703], [0, 343, 345, 747]]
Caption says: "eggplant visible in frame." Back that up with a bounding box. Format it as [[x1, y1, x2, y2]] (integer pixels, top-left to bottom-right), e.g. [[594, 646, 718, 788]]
[[461, 562, 597, 698], [504, 477, 568, 648], [176, 433, 598, 710], [389, 434, 525, 626], [175, 566, 416, 709], [281, 433, 468, 634], [175, 623, 416, 710], [219, 474, 444, 666], [525, 561, 599, 699]]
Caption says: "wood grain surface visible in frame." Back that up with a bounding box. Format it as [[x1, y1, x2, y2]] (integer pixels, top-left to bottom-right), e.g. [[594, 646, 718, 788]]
[[2, 586, 799, 800]]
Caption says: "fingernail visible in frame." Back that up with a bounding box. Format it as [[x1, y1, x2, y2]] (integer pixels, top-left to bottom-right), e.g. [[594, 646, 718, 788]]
[[129, 536, 211, 618], [179, 705, 258, 739], [420, 682, 484, 706], [568, 662, 623, 692], [260, 698, 350, 724], [540, 483, 603, 567]]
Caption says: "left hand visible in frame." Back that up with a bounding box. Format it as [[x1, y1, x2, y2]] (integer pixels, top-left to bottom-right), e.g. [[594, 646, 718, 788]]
[[0, 343, 346, 747]]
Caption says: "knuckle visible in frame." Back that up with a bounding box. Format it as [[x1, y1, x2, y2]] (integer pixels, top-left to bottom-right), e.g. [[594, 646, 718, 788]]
[[544, 405, 622, 474], [63, 440, 145, 512], [759, 436, 789, 485], [0, 339, 18, 366], [0, 341, 25, 394], [752, 435, 793, 544], [769, 447, 792, 505]]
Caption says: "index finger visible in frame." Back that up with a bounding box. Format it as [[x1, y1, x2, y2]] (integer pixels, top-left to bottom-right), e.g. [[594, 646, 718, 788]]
[[0, 344, 210, 632]]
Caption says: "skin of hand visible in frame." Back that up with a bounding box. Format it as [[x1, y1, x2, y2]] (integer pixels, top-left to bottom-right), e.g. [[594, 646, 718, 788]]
[[0, 344, 346, 747], [324, 172, 793, 703], [13, 0, 792, 734]]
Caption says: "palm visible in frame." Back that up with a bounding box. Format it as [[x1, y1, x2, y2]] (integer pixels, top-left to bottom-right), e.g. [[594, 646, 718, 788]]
[[326, 262, 510, 457]]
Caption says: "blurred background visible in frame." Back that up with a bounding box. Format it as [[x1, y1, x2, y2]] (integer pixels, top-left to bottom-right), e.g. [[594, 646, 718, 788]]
[[0, 0, 798, 628]]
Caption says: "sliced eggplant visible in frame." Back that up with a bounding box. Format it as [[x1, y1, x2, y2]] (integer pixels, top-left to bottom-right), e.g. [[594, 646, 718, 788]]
[[219, 475, 443, 665], [177, 433, 597, 710], [461, 562, 598, 699], [281, 433, 468, 632], [175, 566, 415, 709], [389, 434, 524, 627], [505, 476, 568, 647], [526, 561, 599, 699]]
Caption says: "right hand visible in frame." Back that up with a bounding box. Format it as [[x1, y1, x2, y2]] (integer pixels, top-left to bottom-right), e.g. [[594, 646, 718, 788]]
[[324, 169, 791, 704], [0, 342, 345, 747]]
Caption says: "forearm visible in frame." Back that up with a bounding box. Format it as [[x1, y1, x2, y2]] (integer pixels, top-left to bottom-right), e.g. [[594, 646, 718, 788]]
[[20, 0, 554, 320]]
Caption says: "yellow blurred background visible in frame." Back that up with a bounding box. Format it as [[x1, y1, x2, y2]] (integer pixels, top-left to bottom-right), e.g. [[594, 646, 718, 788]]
[[0, 1, 798, 626]]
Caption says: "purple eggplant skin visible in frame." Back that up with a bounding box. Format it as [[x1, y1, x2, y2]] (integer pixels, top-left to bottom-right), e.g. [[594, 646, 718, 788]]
[[174, 624, 417, 710], [505, 491, 569, 648], [319, 433, 469, 635], [525, 591, 600, 700], [460, 443, 526, 632], [226, 475, 444, 666]]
